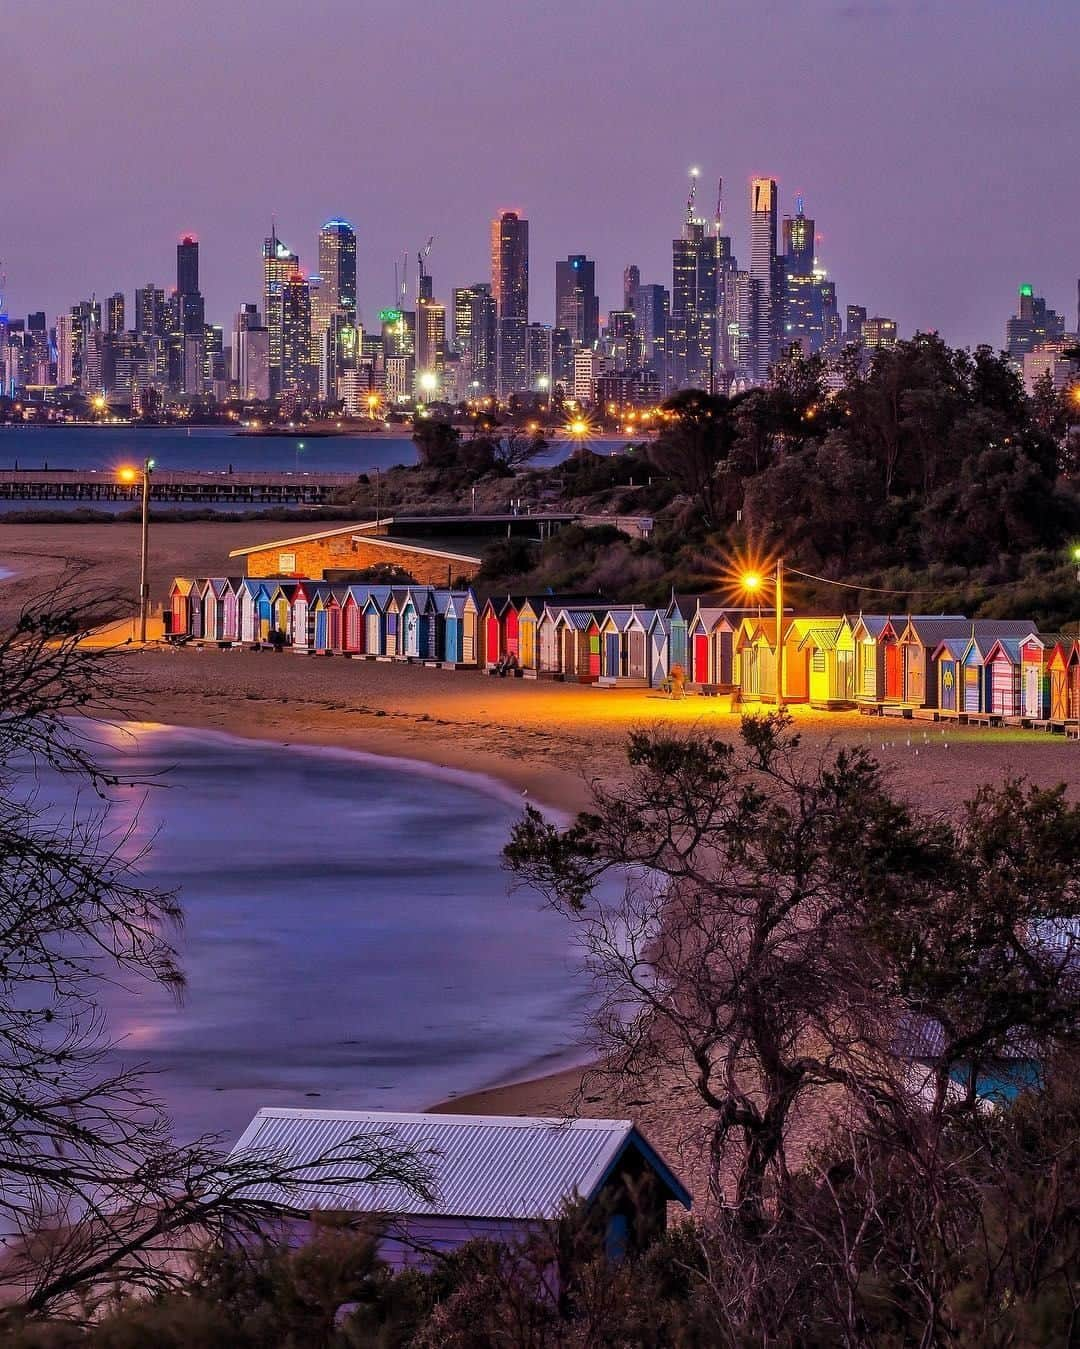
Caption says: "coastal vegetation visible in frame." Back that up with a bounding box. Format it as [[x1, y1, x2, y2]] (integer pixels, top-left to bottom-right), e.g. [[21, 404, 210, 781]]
[[359, 336, 1080, 626]]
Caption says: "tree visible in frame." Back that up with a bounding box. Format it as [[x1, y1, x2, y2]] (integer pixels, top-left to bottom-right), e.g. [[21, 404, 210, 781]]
[[411, 419, 461, 469], [0, 587, 430, 1325], [472, 428, 548, 472], [504, 716, 1079, 1342], [505, 716, 947, 1222], [647, 390, 740, 528]]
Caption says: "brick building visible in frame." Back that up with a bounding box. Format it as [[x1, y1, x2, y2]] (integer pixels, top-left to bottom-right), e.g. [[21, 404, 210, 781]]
[[229, 523, 483, 585]]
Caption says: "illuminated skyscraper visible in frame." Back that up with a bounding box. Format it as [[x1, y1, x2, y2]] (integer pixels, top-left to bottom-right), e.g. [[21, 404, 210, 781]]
[[135, 283, 166, 339], [491, 211, 529, 396], [555, 255, 599, 347], [634, 283, 669, 376], [56, 313, 75, 386], [416, 298, 446, 391], [263, 226, 300, 396], [318, 219, 357, 321], [491, 211, 529, 321], [231, 303, 260, 383], [749, 177, 779, 379], [106, 292, 125, 335], [845, 304, 867, 346], [781, 198, 821, 354], [281, 273, 313, 394], [1006, 285, 1065, 358], [670, 225, 717, 390], [312, 220, 357, 397], [863, 315, 898, 350], [465, 284, 497, 395]]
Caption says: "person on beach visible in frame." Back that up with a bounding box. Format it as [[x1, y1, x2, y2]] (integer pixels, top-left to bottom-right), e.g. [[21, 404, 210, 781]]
[[667, 663, 686, 699]]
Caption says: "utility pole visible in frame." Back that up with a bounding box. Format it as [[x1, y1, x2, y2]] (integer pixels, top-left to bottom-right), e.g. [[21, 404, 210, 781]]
[[774, 556, 785, 709], [138, 457, 153, 643]]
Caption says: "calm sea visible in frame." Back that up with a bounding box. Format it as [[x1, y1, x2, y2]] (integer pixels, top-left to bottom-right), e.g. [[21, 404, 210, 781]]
[[30, 723, 591, 1143], [0, 424, 421, 475], [0, 423, 609, 477]]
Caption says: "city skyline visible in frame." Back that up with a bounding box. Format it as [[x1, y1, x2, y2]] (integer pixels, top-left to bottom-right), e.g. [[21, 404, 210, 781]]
[[3, 0, 1077, 348]]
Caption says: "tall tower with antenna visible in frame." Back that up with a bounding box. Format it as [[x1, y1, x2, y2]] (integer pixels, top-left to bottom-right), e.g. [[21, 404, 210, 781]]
[[670, 167, 718, 392]]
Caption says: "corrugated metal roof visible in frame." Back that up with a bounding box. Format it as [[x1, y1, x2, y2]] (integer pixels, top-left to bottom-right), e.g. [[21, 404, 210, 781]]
[[229, 1109, 690, 1219], [798, 624, 841, 651]]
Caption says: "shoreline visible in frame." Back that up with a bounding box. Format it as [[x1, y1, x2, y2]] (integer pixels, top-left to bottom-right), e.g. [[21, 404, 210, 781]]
[[110, 701, 598, 1119]]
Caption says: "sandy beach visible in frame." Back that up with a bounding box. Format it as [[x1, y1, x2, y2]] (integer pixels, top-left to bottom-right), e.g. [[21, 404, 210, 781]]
[[4, 521, 1080, 1205]]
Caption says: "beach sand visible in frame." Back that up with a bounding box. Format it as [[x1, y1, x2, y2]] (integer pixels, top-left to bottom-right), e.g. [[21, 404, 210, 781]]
[[4, 522, 1079, 1205]]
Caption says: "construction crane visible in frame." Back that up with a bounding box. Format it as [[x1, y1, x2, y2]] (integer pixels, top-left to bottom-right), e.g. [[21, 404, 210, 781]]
[[416, 235, 435, 301]]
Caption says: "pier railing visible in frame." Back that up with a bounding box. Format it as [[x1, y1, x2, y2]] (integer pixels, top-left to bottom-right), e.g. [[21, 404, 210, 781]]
[[0, 469, 361, 504]]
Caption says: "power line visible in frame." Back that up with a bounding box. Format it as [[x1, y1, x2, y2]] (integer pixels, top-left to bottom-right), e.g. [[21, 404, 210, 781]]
[[786, 566, 939, 597]]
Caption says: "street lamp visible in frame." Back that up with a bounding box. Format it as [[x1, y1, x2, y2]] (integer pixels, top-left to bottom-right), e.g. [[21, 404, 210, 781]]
[[739, 559, 785, 708], [119, 459, 155, 642]]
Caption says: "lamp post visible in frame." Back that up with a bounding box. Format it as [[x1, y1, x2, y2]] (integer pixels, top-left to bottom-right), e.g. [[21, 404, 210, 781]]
[[774, 556, 784, 710], [120, 459, 154, 642], [740, 556, 785, 708]]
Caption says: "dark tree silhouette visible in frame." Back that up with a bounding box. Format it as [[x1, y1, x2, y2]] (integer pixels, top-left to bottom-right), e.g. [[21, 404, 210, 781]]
[[0, 586, 429, 1325]]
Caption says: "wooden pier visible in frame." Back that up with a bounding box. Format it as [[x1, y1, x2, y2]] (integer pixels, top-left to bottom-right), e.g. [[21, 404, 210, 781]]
[[0, 468, 360, 505]]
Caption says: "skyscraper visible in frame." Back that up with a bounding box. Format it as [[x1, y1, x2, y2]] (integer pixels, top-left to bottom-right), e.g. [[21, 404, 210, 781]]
[[177, 236, 199, 296], [452, 287, 474, 355], [634, 283, 669, 376], [176, 235, 204, 335], [231, 304, 261, 383], [491, 211, 529, 396], [1006, 285, 1065, 358], [281, 273, 313, 394], [623, 264, 641, 313], [106, 292, 125, 335], [318, 219, 357, 321], [845, 305, 867, 346], [416, 298, 446, 392], [555, 255, 599, 348], [781, 198, 822, 354], [749, 177, 779, 380], [465, 284, 497, 395], [56, 312, 75, 386], [263, 226, 300, 396], [863, 316, 899, 350], [312, 220, 358, 397], [135, 284, 166, 339], [670, 220, 718, 391], [491, 211, 529, 321]]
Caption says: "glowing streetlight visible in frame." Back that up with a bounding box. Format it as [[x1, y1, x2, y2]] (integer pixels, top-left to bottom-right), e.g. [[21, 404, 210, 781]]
[[736, 561, 785, 708], [118, 459, 155, 642], [569, 419, 588, 436]]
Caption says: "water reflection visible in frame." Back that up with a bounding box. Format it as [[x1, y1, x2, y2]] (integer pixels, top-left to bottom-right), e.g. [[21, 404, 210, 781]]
[[37, 724, 588, 1142]]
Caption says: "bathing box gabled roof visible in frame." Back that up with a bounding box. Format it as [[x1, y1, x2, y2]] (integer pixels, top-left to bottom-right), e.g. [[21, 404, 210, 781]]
[[797, 622, 843, 652], [229, 1108, 691, 1221], [557, 607, 603, 631]]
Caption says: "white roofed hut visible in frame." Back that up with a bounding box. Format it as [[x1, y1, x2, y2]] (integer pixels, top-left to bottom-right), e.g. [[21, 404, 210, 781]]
[[229, 1108, 691, 1269]]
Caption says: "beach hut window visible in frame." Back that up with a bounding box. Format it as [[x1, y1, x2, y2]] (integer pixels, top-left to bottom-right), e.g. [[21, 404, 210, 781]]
[[278, 552, 296, 572], [812, 651, 826, 674]]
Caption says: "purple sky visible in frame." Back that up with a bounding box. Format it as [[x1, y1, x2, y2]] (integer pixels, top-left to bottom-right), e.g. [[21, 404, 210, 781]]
[[3, 0, 1077, 347]]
